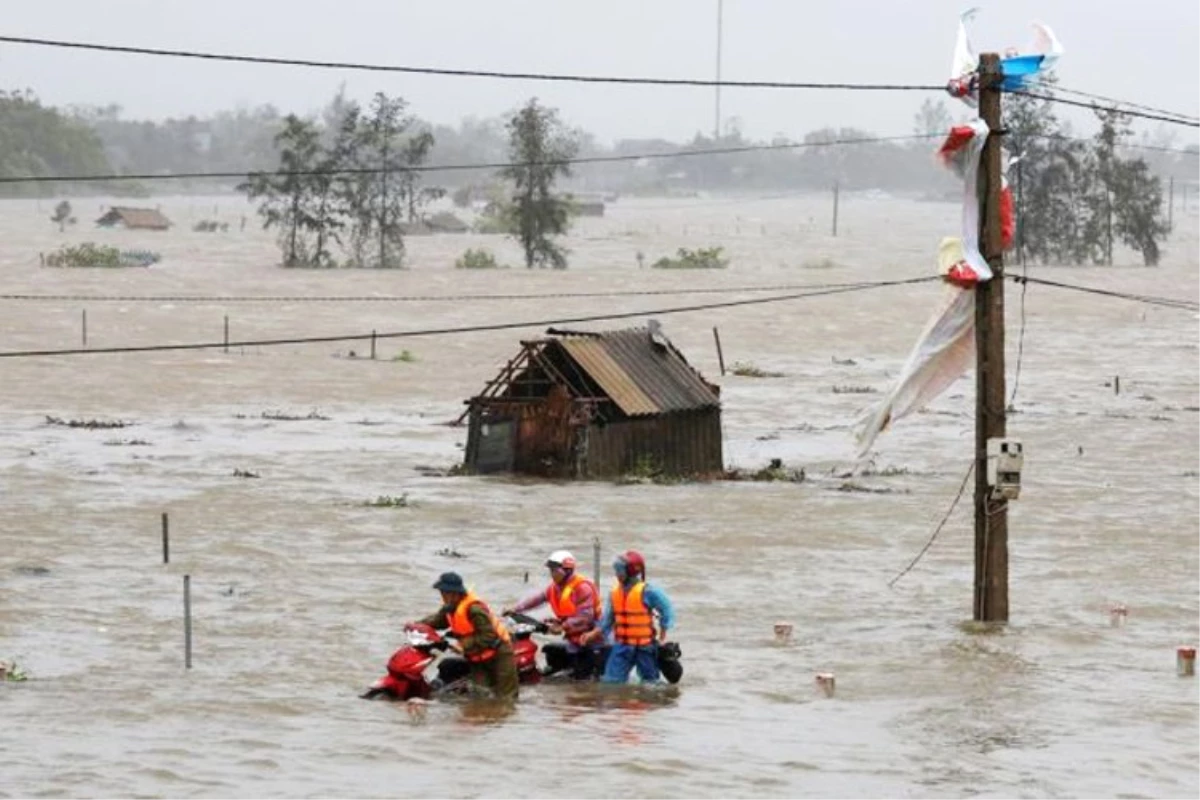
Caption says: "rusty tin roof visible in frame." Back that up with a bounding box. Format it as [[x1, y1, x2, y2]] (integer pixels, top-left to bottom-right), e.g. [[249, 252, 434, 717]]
[[555, 327, 719, 417]]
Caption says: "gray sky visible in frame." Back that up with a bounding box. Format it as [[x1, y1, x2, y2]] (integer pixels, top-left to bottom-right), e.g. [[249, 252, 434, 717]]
[[4, 0, 1198, 144]]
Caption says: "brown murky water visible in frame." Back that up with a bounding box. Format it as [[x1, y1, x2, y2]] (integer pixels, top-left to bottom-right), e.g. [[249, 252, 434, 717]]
[[1, 193, 1197, 798]]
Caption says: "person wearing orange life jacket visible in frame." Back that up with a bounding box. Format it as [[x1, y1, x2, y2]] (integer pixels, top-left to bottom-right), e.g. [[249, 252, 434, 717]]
[[503, 550, 606, 679], [417, 572, 519, 700], [582, 550, 675, 684]]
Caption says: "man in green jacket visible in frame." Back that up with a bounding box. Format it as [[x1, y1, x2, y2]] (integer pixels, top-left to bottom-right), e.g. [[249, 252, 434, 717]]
[[419, 572, 518, 700]]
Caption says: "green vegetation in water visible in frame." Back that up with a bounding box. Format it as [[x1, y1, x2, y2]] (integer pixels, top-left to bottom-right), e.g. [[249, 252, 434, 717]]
[[455, 248, 503, 269], [1, 659, 28, 682], [43, 242, 160, 267], [730, 362, 784, 378], [363, 494, 410, 508], [832, 385, 878, 394], [392, 350, 417, 363], [652, 246, 728, 270]]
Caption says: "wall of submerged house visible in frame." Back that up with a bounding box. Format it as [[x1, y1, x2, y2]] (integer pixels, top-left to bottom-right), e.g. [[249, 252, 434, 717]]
[[465, 385, 577, 476], [581, 408, 723, 478]]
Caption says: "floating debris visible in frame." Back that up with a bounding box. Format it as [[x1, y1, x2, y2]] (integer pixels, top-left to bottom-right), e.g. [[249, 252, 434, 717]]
[[103, 438, 152, 446], [831, 357, 858, 366], [237, 410, 331, 422], [436, 547, 467, 559], [730, 362, 785, 378], [14, 566, 50, 576], [45, 415, 130, 430], [233, 469, 261, 479], [832, 385, 878, 394], [835, 481, 911, 495]]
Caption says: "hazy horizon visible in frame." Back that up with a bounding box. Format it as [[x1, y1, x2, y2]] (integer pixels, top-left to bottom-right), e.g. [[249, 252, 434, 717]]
[[3, 0, 1198, 145]]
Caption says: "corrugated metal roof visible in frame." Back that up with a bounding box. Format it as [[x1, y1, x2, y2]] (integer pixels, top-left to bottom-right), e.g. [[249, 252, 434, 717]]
[[557, 327, 719, 417]]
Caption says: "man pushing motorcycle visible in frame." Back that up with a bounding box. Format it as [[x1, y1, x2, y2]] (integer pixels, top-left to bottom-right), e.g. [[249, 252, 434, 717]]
[[417, 572, 519, 700], [503, 549, 607, 680]]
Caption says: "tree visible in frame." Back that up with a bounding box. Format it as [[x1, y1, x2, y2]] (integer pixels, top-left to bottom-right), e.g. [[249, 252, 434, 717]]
[[912, 98, 952, 137], [50, 200, 72, 231], [240, 115, 321, 266], [1005, 78, 1169, 267], [501, 98, 579, 269], [1092, 108, 1168, 266], [339, 93, 420, 268], [0, 90, 113, 197]]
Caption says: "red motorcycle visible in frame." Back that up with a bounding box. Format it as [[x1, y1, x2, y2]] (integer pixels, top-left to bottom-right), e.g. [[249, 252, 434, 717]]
[[360, 615, 544, 701]]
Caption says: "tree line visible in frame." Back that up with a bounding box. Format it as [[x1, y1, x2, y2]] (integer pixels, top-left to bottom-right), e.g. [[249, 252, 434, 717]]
[[1, 85, 1191, 267]]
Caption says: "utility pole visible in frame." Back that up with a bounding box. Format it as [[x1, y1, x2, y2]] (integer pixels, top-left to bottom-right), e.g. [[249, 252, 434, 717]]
[[974, 53, 1008, 623], [714, 0, 723, 140]]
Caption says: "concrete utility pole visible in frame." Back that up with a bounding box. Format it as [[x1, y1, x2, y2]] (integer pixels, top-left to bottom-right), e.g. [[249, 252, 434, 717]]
[[974, 53, 1009, 623]]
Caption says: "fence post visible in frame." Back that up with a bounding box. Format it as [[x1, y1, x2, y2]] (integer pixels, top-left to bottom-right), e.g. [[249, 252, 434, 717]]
[[183, 575, 193, 669], [81, 309, 88, 348], [223, 316, 230, 354], [162, 512, 170, 564], [713, 326, 726, 376], [371, 330, 377, 360], [832, 181, 840, 237]]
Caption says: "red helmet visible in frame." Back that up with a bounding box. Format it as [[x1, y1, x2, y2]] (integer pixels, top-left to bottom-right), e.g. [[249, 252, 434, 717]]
[[622, 550, 646, 579]]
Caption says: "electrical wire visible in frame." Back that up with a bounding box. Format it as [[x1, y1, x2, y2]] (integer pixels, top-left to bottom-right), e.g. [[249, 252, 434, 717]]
[[1008, 263, 1029, 408], [0, 279, 892, 304], [0, 275, 939, 359], [888, 462, 974, 588], [1010, 274, 1199, 311], [1048, 85, 1200, 125], [0, 133, 938, 185], [1003, 89, 1200, 129], [0, 35, 944, 91]]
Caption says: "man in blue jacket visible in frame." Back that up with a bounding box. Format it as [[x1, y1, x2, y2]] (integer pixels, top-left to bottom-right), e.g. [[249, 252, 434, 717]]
[[583, 550, 675, 684]]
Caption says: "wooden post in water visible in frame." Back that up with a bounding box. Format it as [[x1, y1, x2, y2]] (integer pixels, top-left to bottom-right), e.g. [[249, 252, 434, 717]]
[[183, 574, 193, 669], [974, 53, 1009, 623], [162, 512, 170, 564], [81, 309, 88, 348], [712, 326, 726, 376], [223, 316, 230, 354], [1114, 375, 1120, 396], [371, 330, 377, 360], [832, 181, 840, 237]]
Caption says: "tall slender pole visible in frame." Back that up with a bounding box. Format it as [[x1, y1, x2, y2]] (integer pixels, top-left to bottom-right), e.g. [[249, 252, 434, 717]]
[[832, 181, 840, 237], [974, 53, 1008, 623], [714, 0, 723, 140], [183, 574, 193, 669], [1015, 158, 1025, 267], [81, 309, 88, 348], [162, 512, 170, 564]]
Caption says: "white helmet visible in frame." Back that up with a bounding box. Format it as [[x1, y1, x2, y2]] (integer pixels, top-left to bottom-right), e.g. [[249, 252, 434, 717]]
[[545, 550, 576, 570]]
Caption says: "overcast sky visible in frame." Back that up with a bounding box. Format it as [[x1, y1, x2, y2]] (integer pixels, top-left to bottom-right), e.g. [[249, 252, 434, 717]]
[[3, 0, 1197, 144]]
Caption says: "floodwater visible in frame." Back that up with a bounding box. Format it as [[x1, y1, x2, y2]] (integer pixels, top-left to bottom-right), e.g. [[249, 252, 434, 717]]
[[1, 193, 1197, 798]]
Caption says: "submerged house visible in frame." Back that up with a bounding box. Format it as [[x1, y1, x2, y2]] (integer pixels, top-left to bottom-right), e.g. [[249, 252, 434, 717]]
[[95, 207, 172, 231], [463, 324, 722, 478]]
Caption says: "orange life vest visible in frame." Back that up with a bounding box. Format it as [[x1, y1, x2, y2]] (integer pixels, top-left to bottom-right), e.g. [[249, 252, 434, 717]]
[[547, 573, 600, 620], [611, 580, 655, 646], [447, 592, 511, 662]]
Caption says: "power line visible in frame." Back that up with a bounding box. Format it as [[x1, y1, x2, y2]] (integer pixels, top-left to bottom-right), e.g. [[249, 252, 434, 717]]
[[888, 462, 974, 588], [1004, 89, 1200, 129], [0, 279, 889, 304], [0, 35, 943, 92], [1010, 274, 1199, 311], [0, 133, 938, 185], [0, 276, 939, 359], [1049, 85, 1200, 125]]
